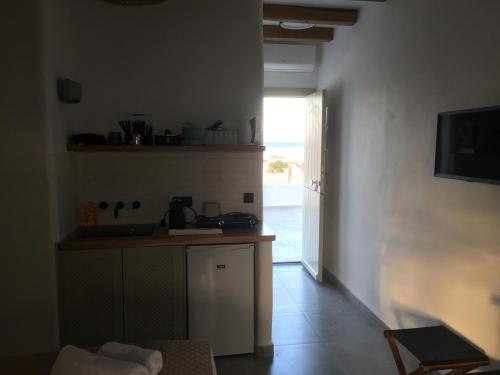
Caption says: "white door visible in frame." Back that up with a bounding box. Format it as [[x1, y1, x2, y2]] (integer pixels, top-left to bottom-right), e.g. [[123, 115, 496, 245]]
[[302, 90, 327, 282]]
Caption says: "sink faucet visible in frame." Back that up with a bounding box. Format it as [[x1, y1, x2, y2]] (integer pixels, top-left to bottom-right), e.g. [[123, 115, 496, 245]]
[[114, 201, 124, 219]]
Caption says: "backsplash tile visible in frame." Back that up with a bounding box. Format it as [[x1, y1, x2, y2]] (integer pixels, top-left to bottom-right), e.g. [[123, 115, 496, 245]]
[[75, 152, 263, 225]]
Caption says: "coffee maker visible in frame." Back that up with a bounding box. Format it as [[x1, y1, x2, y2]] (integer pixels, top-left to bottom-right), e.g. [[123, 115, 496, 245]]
[[168, 198, 186, 229]]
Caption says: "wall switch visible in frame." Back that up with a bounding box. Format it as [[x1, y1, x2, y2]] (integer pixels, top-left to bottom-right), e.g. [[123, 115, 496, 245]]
[[243, 193, 254, 203]]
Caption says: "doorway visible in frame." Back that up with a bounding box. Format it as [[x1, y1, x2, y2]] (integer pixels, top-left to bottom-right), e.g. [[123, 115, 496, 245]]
[[263, 91, 327, 280], [263, 96, 306, 263]]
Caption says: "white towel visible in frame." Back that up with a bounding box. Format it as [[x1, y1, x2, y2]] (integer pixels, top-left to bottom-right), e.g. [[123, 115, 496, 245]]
[[50, 345, 149, 375], [98, 342, 163, 375]]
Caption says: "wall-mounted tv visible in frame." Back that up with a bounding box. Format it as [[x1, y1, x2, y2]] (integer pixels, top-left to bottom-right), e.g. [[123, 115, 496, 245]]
[[435, 106, 500, 185]]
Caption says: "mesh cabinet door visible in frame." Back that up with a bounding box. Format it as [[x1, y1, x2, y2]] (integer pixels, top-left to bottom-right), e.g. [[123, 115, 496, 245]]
[[123, 246, 186, 342], [58, 248, 123, 347]]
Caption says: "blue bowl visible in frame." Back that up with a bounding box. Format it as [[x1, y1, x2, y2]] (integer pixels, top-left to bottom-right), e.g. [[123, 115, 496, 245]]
[[182, 127, 208, 141]]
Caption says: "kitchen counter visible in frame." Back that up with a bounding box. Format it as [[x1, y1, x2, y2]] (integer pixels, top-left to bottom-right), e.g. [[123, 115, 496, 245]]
[[58, 224, 275, 251], [57, 223, 276, 358]]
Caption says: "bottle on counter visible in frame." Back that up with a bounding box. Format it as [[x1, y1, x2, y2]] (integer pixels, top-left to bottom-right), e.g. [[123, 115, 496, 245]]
[[82, 202, 97, 228]]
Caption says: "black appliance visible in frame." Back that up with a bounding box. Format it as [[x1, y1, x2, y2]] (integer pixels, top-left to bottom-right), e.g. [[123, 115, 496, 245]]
[[196, 215, 224, 228], [435, 106, 500, 185], [196, 212, 258, 228], [169, 198, 186, 229], [222, 212, 258, 227]]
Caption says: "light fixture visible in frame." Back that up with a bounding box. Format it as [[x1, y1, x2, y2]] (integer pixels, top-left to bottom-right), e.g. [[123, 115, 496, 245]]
[[279, 22, 316, 30]]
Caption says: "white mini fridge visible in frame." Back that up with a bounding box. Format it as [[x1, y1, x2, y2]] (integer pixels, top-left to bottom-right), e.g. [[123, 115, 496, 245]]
[[187, 244, 254, 356]]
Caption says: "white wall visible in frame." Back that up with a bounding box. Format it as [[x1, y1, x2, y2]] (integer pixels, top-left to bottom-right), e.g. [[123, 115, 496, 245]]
[[264, 44, 317, 89], [66, 0, 263, 135], [264, 71, 317, 89], [264, 44, 315, 72], [318, 0, 500, 360], [61, 0, 264, 222], [0, 0, 59, 355], [43, 0, 79, 241]]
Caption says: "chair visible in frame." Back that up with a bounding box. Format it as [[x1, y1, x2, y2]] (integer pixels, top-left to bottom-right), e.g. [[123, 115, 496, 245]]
[[384, 325, 490, 375]]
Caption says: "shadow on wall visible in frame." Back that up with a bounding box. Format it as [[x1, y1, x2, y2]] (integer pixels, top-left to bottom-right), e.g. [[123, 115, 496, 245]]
[[391, 300, 442, 329], [493, 293, 500, 366], [390, 301, 500, 370], [379, 190, 500, 354], [323, 80, 386, 310]]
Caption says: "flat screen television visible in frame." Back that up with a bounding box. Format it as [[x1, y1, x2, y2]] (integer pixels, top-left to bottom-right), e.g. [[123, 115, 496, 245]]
[[435, 106, 500, 185]]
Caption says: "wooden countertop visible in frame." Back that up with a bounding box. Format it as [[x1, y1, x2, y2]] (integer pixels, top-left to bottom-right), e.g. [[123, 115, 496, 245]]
[[58, 224, 275, 251]]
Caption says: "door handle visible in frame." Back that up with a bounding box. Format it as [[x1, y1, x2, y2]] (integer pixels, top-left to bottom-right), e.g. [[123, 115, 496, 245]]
[[311, 180, 321, 192]]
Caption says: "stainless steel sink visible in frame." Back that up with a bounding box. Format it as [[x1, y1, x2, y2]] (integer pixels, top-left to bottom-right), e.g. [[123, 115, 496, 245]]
[[78, 224, 156, 238]]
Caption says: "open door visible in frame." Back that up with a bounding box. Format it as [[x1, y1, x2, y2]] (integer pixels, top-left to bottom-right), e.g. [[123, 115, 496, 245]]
[[302, 90, 327, 282]]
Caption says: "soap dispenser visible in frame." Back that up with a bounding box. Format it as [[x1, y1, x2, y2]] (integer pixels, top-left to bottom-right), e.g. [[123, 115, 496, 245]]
[[82, 202, 97, 228]]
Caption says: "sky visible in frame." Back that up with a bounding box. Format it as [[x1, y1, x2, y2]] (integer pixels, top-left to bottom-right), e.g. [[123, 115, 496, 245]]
[[263, 97, 306, 144]]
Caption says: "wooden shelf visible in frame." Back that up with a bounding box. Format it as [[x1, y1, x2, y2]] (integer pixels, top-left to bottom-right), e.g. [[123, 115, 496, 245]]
[[67, 144, 265, 153]]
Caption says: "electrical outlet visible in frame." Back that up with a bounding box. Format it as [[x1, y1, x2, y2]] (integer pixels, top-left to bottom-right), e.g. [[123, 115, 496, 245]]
[[173, 196, 192, 207], [243, 193, 254, 203]]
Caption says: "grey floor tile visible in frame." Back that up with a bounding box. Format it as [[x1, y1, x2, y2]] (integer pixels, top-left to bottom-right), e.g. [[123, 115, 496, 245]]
[[265, 206, 302, 263], [274, 264, 302, 273], [273, 248, 301, 263], [273, 290, 301, 315], [215, 264, 402, 375], [270, 343, 347, 375], [289, 289, 353, 314], [332, 343, 400, 375], [215, 354, 273, 375], [272, 313, 323, 345], [277, 269, 318, 291], [215, 343, 348, 375]]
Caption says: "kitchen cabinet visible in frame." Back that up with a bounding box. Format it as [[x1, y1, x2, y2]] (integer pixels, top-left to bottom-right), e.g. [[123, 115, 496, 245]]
[[58, 249, 123, 347], [123, 246, 186, 342], [57, 246, 186, 347]]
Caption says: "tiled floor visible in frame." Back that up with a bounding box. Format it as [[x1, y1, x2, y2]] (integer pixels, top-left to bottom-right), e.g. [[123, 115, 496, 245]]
[[264, 206, 302, 263], [215, 264, 416, 375]]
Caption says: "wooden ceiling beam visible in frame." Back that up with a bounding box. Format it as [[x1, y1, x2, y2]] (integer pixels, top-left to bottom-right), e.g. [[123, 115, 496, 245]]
[[263, 25, 334, 44], [263, 4, 358, 26]]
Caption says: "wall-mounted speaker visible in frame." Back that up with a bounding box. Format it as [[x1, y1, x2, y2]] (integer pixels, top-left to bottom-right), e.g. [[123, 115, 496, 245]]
[[57, 78, 82, 104]]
